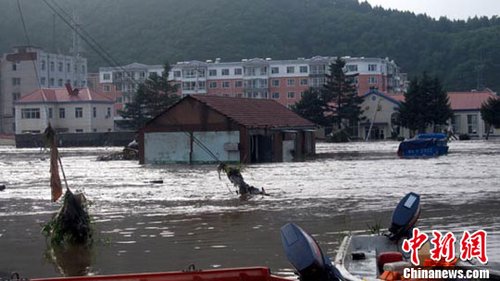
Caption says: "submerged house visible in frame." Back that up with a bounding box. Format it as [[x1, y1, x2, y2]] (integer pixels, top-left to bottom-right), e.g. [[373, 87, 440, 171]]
[[138, 95, 317, 164]]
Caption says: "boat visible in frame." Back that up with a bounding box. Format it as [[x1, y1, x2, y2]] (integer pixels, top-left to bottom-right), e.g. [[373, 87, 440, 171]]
[[31, 267, 290, 281], [397, 133, 449, 158], [281, 193, 500, 280]]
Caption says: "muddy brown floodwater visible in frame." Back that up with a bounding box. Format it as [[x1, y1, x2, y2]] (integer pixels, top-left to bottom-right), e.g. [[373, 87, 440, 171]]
[[0, 140, 499, 278]]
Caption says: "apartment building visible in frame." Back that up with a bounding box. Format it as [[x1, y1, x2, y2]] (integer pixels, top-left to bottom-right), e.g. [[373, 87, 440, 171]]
[[0, 46, 87, 134], [98, 56, 406, 111]]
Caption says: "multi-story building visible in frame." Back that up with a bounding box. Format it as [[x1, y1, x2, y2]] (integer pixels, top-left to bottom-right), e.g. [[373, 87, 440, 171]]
[[0, 46, 87, 134], [98, 56, 406, 111], [15, 87, 114, 134]]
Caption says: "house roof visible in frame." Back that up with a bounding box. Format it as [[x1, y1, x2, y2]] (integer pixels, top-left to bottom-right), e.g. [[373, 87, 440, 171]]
[[362, 90, 404, 105], [17, 88, 114, 104], [188, 95, 316, 129], [448, 90, 497, 111], [364, 89, 497, 111]]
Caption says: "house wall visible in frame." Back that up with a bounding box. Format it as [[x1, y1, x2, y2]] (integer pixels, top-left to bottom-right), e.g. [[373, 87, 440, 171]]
[[139, 98, 242, 164], [15, 101, 114, 134], [359, 93, 407, 140], [452, 110, 499, 138]]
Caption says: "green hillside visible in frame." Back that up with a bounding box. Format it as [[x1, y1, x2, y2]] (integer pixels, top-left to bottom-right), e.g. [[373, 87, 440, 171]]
[[1, 0, 500, 92]]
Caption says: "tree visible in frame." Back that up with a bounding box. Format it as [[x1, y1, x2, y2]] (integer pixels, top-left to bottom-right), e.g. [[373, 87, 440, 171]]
[[291, 88, 331, 126], [398, 73, 453, 135], [119, 64, 179, 130], [480, 96, 500, 140], [321, 58, 364, 136]]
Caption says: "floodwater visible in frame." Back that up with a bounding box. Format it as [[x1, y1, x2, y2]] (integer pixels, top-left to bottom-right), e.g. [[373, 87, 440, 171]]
[[0, 140, 499, 278]]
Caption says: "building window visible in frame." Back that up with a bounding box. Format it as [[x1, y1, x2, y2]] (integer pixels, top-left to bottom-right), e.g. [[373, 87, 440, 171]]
[[209, 81, 217, 88], [58, 79, 63, 87], [12, 63, 17, 71], [59, 108, 65, 119], [467, 114, 478, 134], [139, 71, 146, 78], [182, 69, 196, 78], [209, 69, 217, 76], [48, 108, 53, 119], [75, 107, 83, 118], [58, 62, 63, 72], [234, 68, 242, 75], [50, 78, 55, 87], [260, 67, 267, 75], [93, 107, 97, 118], [346, 64, 358, 72], [41, 77, 46, 85], [287, 92, 295, 99], [12, 78, 21, 86], [103, 85, 111, 92], [300, 78, 308, 85], [222, 69, 230, 76], [50, 62, 55, 71], [12, 92, 21, 101], [368, 76, 378, 84], [235, 81, 243, 88], [107, 107, 112, 118], [21, 108, 40, 119], [299, 66, 308, 73], [103, 73, 111, 80], [174, 71, 181, 78], [286, 66, 295, 74], [368, 64, 377, 71], [41, 60, 46, 70], [182, 81, 196, 90], [287, 79, 295, 86], [75, 129, 83, 133], [222, 81, 230, 88], [271, 67, 279, 74], [310, 64, 325, 75], [197, 81, 206, 89], [66, 63, 71, 72], [272, 92, 280, 99], [81, 65, 86, 73]]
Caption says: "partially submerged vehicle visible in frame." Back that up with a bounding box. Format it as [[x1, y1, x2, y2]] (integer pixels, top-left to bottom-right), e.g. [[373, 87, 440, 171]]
[[397, 133, 449, 158]]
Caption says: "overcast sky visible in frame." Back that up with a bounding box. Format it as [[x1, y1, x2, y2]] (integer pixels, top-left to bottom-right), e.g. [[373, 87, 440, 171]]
[[362, 0, 500, 20]]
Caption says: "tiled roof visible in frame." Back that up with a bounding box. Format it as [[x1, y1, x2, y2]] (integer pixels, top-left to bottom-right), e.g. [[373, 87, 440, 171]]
[[448, 90, 497, 110], [17, 88, 114, 104], [366, 90, 497, 111], [189, 95, 316, 129]]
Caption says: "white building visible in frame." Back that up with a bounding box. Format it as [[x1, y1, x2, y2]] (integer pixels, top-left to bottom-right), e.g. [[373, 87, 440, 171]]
[[0, 46, 87, 134], [15, 87, 114, 134]]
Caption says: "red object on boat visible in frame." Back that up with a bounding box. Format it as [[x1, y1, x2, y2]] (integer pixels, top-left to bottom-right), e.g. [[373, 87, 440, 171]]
[[31, 267, 289, 281], [377, 252, 404, 274]]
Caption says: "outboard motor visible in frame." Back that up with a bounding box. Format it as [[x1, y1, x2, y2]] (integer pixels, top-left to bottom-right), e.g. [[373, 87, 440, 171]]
[[280, 223, 341, 281], [388, 192, 421, 241]]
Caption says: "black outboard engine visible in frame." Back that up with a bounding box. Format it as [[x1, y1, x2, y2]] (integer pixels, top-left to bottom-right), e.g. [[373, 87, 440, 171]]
[[280, 223, 341, 281], [388, 192, 421, 241]]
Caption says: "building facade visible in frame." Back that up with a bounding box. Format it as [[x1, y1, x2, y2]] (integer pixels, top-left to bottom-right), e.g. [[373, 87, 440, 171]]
[[98, 56, 406, 111], [359, 89, 499, 140], [15, 87, 114, 134], [0, 46, 87, 134]]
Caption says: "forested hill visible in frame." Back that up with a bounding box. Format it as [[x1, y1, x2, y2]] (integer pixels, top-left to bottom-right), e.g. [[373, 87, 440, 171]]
[[1, 0, 500, 92]]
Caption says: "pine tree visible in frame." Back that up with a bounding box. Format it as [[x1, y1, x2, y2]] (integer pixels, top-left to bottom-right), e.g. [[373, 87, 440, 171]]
[[291, 88, 331, 126], [321, 58, 364, 136], [398, 73, 453, 135], [119, 64, 179, 130], [480, 96, 500, 140]]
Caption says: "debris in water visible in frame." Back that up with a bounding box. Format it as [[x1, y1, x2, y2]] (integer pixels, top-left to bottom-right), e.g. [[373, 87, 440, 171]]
[[217, 163, 268, 197]]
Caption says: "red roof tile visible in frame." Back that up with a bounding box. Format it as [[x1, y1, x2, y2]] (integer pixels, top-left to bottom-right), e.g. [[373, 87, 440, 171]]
[[448, 90, 497, 110], [189, 95, 316, 129], [17, 88, 114, 104]]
